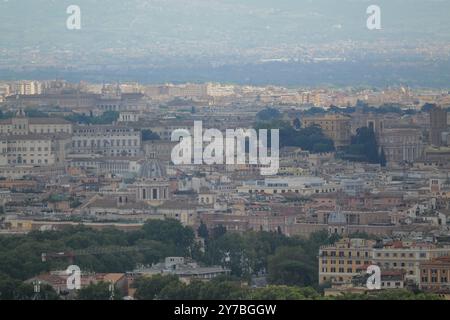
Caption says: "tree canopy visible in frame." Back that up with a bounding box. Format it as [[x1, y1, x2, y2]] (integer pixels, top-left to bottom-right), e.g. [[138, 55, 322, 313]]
[[141, 129, 161, 141], [255, 121, 335, 153], [340, 127, 385, 165], [256, 108, 282, 121], [64, 111, 119, 125]]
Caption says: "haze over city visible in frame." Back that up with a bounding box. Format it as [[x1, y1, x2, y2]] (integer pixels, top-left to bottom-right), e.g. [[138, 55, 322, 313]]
[[2, 0, 450, 86], [1, 0, 450, 308]]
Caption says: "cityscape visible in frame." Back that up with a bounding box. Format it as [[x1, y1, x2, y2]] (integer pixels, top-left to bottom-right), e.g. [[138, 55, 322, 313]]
[[1, 0, 450, 306]]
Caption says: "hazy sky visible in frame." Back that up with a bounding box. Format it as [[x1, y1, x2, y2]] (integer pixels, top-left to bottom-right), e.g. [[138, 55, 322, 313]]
[[1, 0, 450, 54]]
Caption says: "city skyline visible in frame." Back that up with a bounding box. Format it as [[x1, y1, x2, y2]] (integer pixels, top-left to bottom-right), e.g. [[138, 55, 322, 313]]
[[2, 0, 450, 306]]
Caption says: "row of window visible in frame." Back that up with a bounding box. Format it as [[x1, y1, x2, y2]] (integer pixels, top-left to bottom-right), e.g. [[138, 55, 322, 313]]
[[421, 277, 449, 283], [322, 267, 354, 273], [8, 158, 49, 164], [322, 251, 370, 258], [375, 252, 427, 258], [380, 262, 414, 268], [5, 147, 49, 152], [75, 129, 134, 133], [248, 188, 336, 194], [73, 139, 139, 147], [423, 269, 448, 274], [322, 260, 371, 266]]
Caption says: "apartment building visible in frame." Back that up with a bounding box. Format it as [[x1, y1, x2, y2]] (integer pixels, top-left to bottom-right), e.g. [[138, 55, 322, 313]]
[[316, 210, 392, 226], [0, 134, 72, 166], [302, 114, 351, 148], [0, 115, 72, 136], [419, 256, 450, 293], [319, 238, 375, 285], [379, 126, 424, 165], [14, 81, 42, 95], [372, 241, 450, 284], [237, 177, 339, 196], [143, 140, 177, 162], [72, 125, 141, 157]]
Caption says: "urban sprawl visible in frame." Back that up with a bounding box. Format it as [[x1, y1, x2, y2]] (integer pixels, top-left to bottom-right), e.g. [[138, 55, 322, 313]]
[[0, 80, 450, 300]]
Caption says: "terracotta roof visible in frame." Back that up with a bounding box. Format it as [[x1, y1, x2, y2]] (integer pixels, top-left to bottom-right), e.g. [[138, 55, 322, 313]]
[[98, 273, 126, 283]]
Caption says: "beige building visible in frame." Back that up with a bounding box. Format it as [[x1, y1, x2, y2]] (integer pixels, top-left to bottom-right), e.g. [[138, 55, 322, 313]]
[[143, 140, 177, 162], [319, 238, 375, 285], [0, 115, 72, 136], [302, 114, 351, 148], [420, 256, 450, 293], [379, 126, 424, 165], [14, 81, 42, 95], [0, 109, 72, 170], [0, 134, 72, 166], [72, 125, 141, 157], [237, 177, 339, 196], [206, 83, 235, 97], [373, 242, 450, 284]]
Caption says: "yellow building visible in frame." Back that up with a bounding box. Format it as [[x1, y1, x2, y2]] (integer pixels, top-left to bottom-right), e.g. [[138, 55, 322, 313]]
[[319, 238, 375, 285], [302, 114, 351, 148]]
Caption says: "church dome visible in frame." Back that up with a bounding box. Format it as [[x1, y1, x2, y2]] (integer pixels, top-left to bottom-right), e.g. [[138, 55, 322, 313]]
[[138, 158, 166, 180]]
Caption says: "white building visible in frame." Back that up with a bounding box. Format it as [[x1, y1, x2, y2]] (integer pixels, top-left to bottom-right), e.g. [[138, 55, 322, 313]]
[[72, 125, 141, 157], [118, 112, 140, 123], [0, 115, 72, 136], [0, 134, 72, 166], [237, 176, 339, 196]]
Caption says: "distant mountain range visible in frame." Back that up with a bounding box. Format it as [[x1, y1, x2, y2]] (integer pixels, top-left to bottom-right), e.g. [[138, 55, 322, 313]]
[[1, 0, 450, 88], [1, 0, 450, 55]]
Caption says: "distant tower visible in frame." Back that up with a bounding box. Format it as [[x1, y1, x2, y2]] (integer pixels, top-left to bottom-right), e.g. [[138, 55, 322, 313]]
[[430, 106, 448, 147]]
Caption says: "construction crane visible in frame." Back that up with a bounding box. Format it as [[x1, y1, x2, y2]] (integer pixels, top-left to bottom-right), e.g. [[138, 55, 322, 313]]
[[41, 245, 157, 264]]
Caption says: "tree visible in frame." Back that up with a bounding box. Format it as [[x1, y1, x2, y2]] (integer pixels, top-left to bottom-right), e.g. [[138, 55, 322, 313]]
[[421, 103, 437, 113], [141, 130, 161, 141], [0, 110, 14, 120], [0, 273, 58, 300], [25, 109, 49, 118], [249, 285, 320, 300], [0, 273, 21, 300], [337, 289, 442, 300], [197, 221, 209, 240], [255, 121, 334, 153], [77, 282, 112, 300], [267, 246, 316, 287], [64, 111, 119, 125], [342, 127, 382, 164], [0, 222, 197, 284], [142, 219, 195, 252], [133, 274, 180, 300], [210, 225, 227, 240], [256, 108, 282, 121], [293, 118, 301, 130], [194, 279, 247, 300]]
